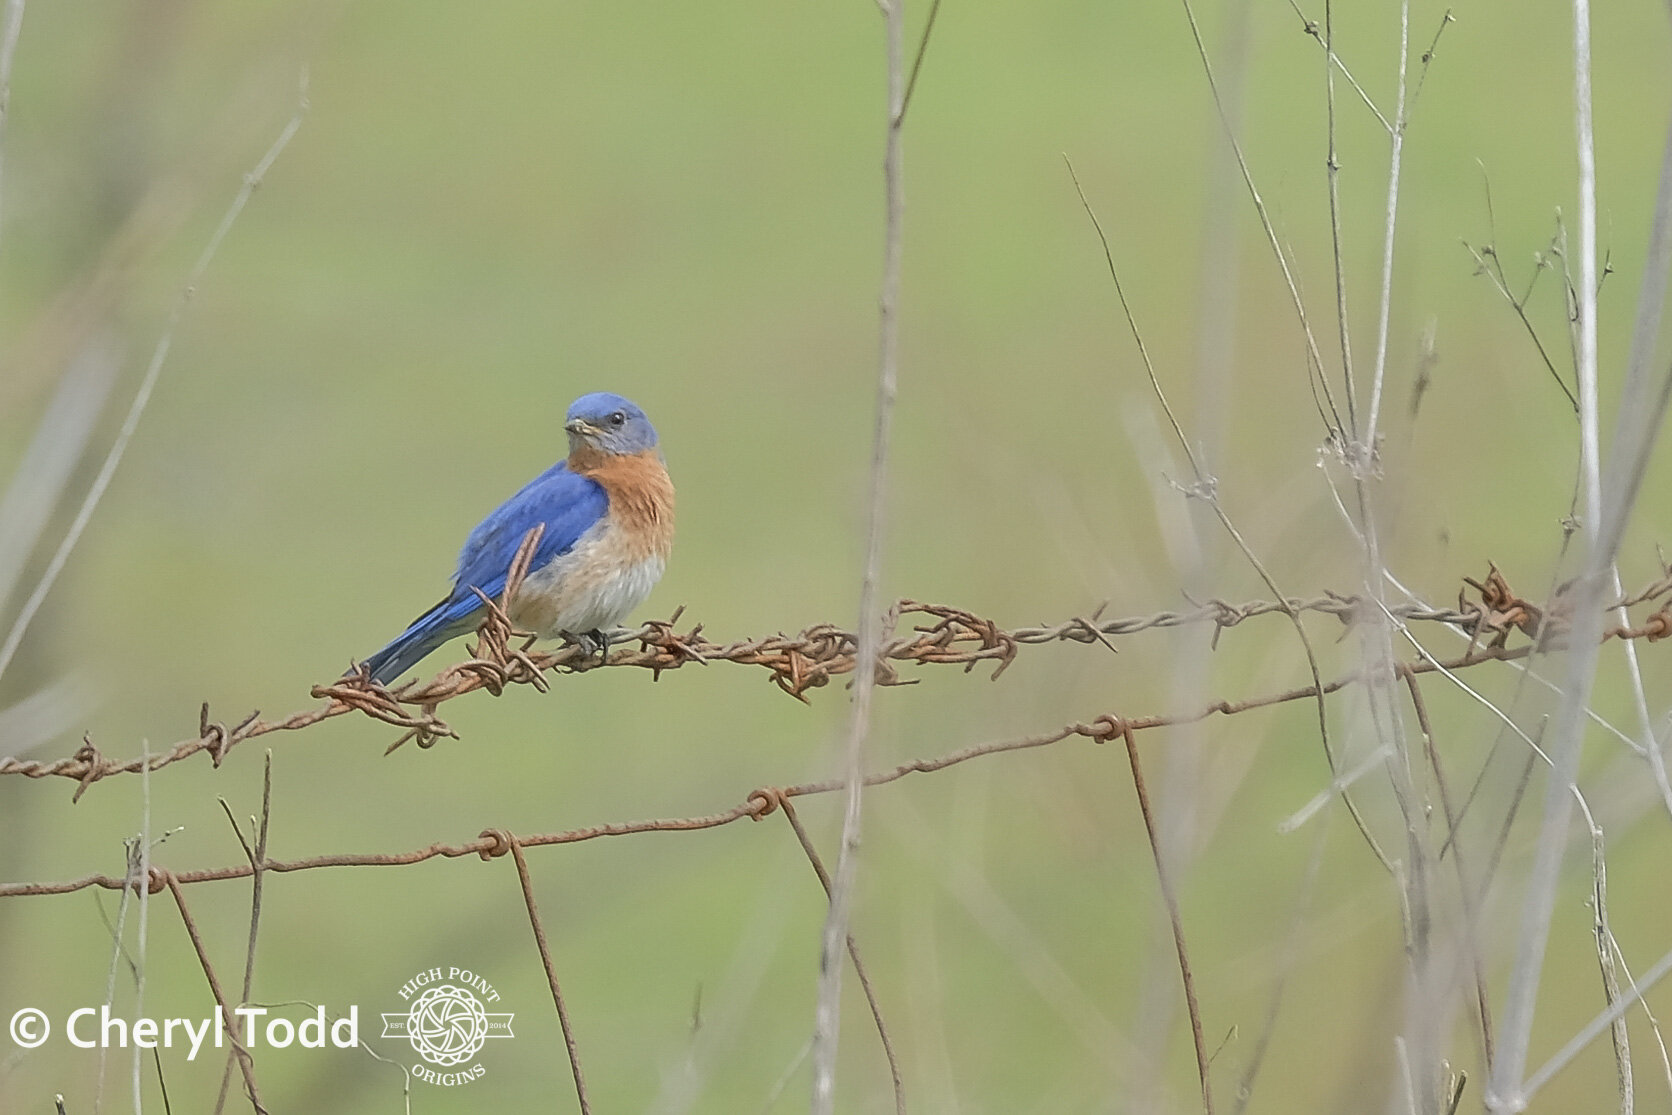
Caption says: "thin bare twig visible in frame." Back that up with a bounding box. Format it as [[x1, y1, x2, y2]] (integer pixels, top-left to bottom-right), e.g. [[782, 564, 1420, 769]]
[[1401, 668, 1495, 1067], [1284, 0, 1392, 132], [1462, 165, 1580, 413], [1363, 0, 1411, 448], [213, 752, 272, 1115], [1177, 0, 1343, 438], [898, 0, 943, 124], [1521, 942, 1672, 1103], [1589, 827, 1634, 1113], [1066, 156, 1394, 874], [812, 0, 907, 1105], [1487, 2, 1609, 1103], [1323, 0, 1359, 436]]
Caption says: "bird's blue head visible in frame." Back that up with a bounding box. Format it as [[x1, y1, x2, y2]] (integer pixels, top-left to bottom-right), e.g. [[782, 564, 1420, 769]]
[[564, 392, 659, 456]]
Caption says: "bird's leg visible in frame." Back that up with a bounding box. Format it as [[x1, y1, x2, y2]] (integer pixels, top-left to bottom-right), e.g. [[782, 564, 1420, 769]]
[[563, 629, 612, 669]]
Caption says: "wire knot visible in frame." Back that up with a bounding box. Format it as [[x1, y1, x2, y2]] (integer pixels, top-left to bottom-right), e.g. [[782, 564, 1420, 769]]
[[477, 829, 514, 860], [1080, 714, 1124, 743], [746, 787, 787, 819], [1643, 605, 1672, 642], [71, 736, 107, 803]]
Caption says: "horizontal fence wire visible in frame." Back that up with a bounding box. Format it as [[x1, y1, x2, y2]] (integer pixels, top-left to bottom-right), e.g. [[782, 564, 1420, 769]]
[[3, 563, 1670, 797], [5, 560, 1671, 1115], [2, 563, 1669, 899]]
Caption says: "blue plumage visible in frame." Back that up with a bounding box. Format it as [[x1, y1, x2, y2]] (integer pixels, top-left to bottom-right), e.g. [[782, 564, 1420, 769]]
[[361, 462, 610, 683], [359, 391, 672, 684]]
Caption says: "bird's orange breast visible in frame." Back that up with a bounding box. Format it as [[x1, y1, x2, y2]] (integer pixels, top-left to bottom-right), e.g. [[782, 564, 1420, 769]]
[[568, 447, 675, 563]]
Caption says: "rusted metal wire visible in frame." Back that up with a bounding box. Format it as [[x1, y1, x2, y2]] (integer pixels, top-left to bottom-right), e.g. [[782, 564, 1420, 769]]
[[0, 625, 1646, 903], [2, 566, 1668, 798]]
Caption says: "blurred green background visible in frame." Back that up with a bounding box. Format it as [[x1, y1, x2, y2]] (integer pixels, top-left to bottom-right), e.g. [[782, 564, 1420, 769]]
[[2, 0, 1671, 1111]]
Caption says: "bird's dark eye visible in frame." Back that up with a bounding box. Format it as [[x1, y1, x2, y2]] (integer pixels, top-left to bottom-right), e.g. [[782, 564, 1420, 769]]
[[609, 411, 627, 427]]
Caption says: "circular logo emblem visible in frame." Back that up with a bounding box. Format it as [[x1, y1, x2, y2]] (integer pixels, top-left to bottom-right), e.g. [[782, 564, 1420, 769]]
[[404, 985, 489, 1066]]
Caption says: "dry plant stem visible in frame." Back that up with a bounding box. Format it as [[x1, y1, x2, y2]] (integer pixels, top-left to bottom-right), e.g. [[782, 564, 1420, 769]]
[[1363, 0, 1410, 445], [166, 872, 265, 1114], [1122, 723, 1213, 1115], [1323, 0, 1358, 433], [1590, 829, 1633, 1113], [1402, 669, 1495, 1068], [0, 0, 25, 247], [0, 344, 120, 623], [1459, 237, 1579, 413], [898, 0, 942, 121], [1338, 0, 1438, 1097], [1230, 811, 1333, 1115], [1571, 0, 1601, 545], [0, 74, 308, 690], [94, 836, 142, 1112], [1490, 604, 1610, 1114], [1610, 930, 1672, 1103], [1591, 54, 1672, 821], [1177, 0, 1341, 436], [1521, 940, 1672, 1102], [1600, 107, 1672, 559], [130, 749, 154, 1114], [778, 797, 905, 1115], [1608, 560, 1672, 822], [1285, 0, 1391, 131], [1409, 11, 1456, 113], [507, 838, 592, 1115], [812, 0, 906, 1106], [213, 753, 272, 1115], [1488, 2, 1605, 1104], [1066, 158, 1392, 873], [1385, 607, 1578, 867]]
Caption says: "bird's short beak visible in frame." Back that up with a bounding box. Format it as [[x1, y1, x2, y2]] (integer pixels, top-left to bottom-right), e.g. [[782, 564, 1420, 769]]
[[564, 418, 596, 437]]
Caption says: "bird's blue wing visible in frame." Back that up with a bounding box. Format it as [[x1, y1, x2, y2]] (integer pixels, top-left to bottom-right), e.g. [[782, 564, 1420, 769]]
[[361, 462, 607, 682], [452, 462, 608, 602]]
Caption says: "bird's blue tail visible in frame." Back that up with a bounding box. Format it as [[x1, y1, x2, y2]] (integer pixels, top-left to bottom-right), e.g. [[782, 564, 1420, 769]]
[[360, 597, 476, 684]]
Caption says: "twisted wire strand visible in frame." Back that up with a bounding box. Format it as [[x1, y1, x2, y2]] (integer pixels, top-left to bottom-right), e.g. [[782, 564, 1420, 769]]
[[3, 566, 1668, 798]]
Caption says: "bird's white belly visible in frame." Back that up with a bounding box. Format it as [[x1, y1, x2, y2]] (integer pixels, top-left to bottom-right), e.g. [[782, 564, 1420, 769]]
[[509, 519, 665, 637]]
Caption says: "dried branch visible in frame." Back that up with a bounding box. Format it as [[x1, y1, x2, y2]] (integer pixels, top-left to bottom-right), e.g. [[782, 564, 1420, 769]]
[[814, 0, 918, 1104]]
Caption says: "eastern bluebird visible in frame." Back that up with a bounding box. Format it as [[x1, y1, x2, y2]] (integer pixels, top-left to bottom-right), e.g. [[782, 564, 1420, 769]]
[[360, 392, 674, 684]]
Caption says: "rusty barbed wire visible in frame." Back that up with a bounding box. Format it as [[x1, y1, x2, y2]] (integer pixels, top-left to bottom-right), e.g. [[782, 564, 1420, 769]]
[[2, 564, 1669, 799], [0, 629, 1650, 902], [4, 567, 1669, 1110]]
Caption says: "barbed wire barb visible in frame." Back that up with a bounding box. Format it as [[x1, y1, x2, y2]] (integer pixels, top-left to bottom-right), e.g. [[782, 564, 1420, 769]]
[[3, 565, 1670, 798]]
